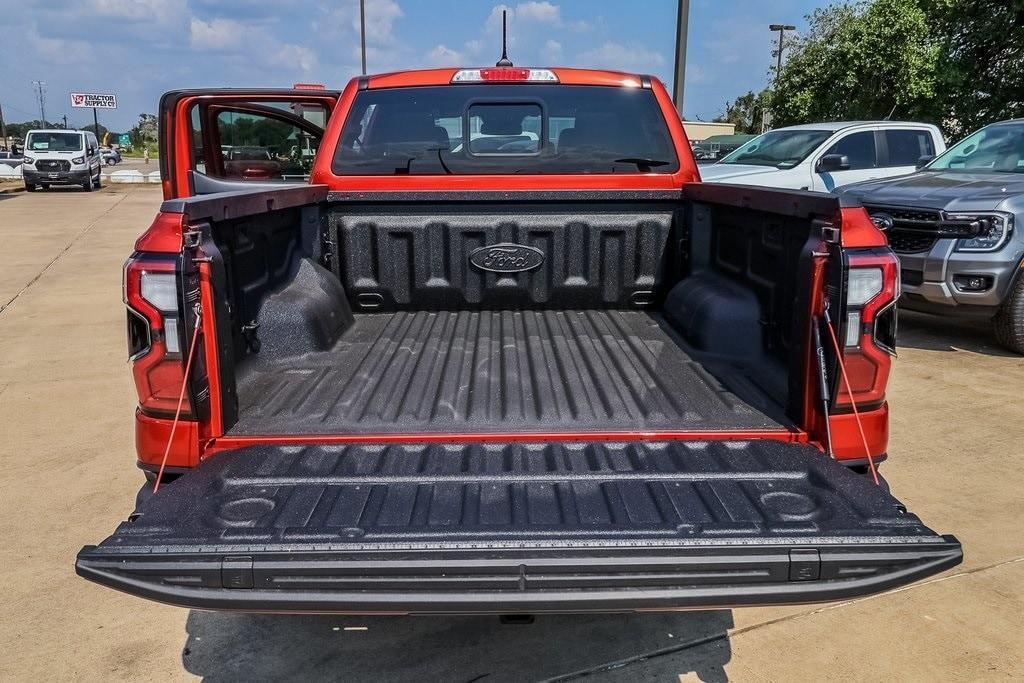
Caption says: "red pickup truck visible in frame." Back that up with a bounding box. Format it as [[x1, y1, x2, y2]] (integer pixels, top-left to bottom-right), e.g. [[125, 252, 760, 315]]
[[77, 67, 960, 613]]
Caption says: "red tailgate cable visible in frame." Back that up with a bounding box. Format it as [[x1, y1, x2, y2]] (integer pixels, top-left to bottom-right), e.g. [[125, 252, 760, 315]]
[[822, 306, 880, 486], [153, 306, 202, 493]]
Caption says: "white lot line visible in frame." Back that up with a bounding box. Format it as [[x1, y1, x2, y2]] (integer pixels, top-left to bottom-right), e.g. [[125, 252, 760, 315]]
[[0, 192, 130, 316]]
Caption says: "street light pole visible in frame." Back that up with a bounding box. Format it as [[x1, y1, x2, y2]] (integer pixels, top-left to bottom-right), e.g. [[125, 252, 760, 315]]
[[359, 0, 367, 75], [672, 0, 691, 116]]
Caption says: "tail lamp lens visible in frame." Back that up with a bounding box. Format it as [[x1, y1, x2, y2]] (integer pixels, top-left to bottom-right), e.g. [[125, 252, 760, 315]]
[[847, 268, 883, 307], [140, 271, 180, 353], [837, 252, 900, 410], [124, 255, 191, 418]]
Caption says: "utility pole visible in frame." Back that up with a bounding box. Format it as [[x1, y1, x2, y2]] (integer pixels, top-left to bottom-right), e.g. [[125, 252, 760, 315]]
[[33, 80, 47, 126], [359, 0, 367, 75], [769, 24, 796, 83], [672, 0, 690, 116], [62, 114, 68, 129], [766, 24, 795, 132], [0, 101, 7, 148]]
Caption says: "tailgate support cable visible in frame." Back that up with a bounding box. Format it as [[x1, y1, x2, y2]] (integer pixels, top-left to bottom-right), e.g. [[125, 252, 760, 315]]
[[822, 304, 880, 486], [153, 304, 203, 493]]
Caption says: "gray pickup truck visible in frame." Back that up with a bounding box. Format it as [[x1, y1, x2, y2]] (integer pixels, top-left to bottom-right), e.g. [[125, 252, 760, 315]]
[[840, 119, 1024, 354]]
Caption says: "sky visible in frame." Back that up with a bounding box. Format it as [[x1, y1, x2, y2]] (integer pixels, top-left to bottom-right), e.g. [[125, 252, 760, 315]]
[[1, 0, 825, 132]]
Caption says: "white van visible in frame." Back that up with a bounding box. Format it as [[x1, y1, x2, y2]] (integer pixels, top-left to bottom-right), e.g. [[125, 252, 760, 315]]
[[22, 129, 103, 192], [698, 121, 946, 193]]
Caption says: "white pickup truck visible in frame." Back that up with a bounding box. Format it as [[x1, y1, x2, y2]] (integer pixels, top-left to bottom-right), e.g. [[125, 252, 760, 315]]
[[700, 121, 946, 193]]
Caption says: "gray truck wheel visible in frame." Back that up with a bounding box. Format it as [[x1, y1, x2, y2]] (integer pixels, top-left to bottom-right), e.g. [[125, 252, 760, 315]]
[[993, 275, 1024, 354]]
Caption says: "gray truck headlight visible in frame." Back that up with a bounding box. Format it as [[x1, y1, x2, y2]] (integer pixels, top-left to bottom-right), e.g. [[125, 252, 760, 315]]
[[951, 212, 1013, 252]]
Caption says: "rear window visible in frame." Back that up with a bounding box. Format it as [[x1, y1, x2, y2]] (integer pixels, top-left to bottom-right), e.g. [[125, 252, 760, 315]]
[[332, 85, 679, 175], [884, 129, 935, 167]]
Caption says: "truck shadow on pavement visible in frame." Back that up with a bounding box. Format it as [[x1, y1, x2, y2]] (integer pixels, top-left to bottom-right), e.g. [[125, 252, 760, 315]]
[[897, 310, 1017, 356], [181, 609, 734, 681]]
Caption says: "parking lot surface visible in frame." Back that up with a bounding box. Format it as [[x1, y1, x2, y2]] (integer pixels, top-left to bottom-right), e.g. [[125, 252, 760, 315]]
[[1, 185, 1021, 681]]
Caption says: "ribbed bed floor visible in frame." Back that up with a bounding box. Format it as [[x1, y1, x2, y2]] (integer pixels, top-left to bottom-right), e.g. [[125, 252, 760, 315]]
[[231, 310, 789, 435]]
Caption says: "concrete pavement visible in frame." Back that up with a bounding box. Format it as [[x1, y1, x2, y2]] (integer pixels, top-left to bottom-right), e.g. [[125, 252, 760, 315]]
[[0, 185, 1021, 681]]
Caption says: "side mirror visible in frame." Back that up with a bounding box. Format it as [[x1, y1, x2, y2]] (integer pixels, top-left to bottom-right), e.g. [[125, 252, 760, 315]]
[[817, 153, 850, 172], [915, 155, 934, 170]]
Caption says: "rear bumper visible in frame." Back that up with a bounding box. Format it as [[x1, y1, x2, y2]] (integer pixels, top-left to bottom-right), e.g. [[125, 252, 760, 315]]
[[76, 540, 961, 614]]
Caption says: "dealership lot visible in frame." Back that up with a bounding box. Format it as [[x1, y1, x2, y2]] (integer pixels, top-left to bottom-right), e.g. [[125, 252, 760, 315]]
[[0, 185, 1021, 680]]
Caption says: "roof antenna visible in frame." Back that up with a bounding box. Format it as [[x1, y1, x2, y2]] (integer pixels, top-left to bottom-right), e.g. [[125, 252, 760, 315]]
[[496, 9, 513, 66]]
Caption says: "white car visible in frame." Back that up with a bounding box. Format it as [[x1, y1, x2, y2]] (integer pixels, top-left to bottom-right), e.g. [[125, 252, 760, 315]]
[[698, 121, 946, 192]]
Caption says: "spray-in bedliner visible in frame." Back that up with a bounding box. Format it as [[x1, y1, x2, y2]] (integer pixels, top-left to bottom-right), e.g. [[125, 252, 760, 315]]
[[230, 309, 790, 435]]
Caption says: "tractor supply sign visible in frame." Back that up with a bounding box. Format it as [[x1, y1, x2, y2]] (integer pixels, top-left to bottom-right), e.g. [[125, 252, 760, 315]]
[[70, 93, 117, 109]]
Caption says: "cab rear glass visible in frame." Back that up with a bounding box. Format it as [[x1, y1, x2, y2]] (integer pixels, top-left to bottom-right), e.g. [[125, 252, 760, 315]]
[[332, 84, 679, 175]]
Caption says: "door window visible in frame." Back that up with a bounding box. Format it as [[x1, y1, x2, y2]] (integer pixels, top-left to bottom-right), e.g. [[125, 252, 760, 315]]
[[884, 129, 935, 167], [822, 131, 877, 170], [190, 101, 327, 182]]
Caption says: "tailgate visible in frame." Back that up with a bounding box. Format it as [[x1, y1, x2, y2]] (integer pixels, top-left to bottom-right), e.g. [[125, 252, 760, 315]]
[[77, 440, 960, 613]]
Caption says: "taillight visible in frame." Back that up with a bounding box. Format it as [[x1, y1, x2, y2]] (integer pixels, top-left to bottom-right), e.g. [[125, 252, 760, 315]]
[[836, 249, 900, 410], [124, 254, 191, 418]]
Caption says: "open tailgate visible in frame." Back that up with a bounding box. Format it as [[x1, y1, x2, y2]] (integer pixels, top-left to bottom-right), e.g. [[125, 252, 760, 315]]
[[77, 440, 960, 613]]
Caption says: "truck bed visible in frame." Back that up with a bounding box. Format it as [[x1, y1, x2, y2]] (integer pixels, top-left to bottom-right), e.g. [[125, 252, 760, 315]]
[[231, 309, 789, 435]]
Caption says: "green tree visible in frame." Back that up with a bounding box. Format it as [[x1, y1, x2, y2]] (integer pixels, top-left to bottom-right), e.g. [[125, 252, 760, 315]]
[[83, 123, 109, 138], [130, 113, 158, 149], [768, 0, 939, 127], [714, 90, 772, 134], [925, 0, 1024, 136]]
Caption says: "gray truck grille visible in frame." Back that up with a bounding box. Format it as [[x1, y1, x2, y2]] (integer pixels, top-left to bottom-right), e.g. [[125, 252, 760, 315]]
[[864, 205, 941, 254]]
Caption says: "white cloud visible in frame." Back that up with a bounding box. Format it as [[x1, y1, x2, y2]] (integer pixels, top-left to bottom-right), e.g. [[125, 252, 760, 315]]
[[541, 39, 562, 63], [486, 1, 561, 34], [576, 42, 666, 72], [34, 32, 96, 65], [515, 1, 561, 25], [189, 15, 316, 73], [464, 39, 484, 58], [426, 44, 465, 66], [485, 4, 514, 33], [88, 0, 185, 23], [353, 0, 404, 44], [189, 17, 248, 50], [275, 43, 318, 72]]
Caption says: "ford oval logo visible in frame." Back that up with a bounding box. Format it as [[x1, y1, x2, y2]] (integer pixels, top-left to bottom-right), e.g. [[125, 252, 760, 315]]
[[469, 243, 545, 273], [870, 213, 895, 231]]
